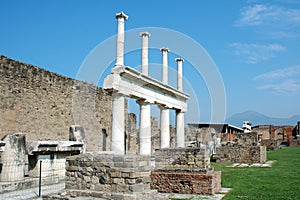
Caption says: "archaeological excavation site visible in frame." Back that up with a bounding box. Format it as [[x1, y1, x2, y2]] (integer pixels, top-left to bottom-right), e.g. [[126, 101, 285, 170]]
[[1, 11, 299, 200]]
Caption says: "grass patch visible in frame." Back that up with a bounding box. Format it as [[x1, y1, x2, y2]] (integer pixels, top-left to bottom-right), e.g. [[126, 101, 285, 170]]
[[212, 146, 300, 200]]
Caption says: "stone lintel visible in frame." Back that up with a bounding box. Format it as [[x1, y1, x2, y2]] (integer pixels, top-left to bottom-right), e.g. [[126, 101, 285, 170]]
[[27, 141, 84, 155], [104, 66, 189, 111]]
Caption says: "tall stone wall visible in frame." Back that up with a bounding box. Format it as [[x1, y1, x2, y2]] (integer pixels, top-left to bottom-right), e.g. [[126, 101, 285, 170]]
[[0, 55, 112, 152]]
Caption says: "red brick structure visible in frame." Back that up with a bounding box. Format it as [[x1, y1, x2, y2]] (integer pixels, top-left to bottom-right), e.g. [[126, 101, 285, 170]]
[[150, 148, 221, 195], [253, 125, 295, 147], [151, 171, 221, 195]]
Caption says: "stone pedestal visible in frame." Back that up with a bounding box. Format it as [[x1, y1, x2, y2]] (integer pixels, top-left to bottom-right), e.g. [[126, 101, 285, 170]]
[[64, 153, 162, 200], [151, 148, 221, 195], [0, 133, 26, 182], [27, 141, 84, 178], [151, 171, 221, 195]]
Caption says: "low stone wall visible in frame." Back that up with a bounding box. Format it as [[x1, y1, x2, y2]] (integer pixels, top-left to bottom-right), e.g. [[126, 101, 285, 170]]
[[261, 139, 282, 150], [154, 147, 211, 171], [63, 153, 158, 199], [151, 148, 221, 195], [151, 171, 221, 195], [215, 146, 267, 163]]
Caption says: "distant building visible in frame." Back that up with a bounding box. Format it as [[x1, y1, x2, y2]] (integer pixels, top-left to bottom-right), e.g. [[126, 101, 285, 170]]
[[243, 121, 252, 133], [186, 123, 244, 155]]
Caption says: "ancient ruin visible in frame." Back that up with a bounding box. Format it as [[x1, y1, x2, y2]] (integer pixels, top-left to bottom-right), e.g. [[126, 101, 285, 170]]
[[42, 11, 219, 199], [3, 9, 299, 200]]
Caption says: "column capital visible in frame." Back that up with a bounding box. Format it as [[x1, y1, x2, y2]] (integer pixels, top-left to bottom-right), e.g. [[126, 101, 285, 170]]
[[176, 109, 185, 114], [158, 104, 169, 110], [111, 91, 124, 98], [140, 32, 151, 37], [136, 99, 151, 105], [160, 47, 170, 52], [115, 12, 129, 20], [175, 58, 184, 62]]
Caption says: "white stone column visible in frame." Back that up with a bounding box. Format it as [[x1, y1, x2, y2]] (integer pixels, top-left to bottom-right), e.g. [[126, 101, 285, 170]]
[[138, 100, 151, 155], [159, 48, 170, 148], [115, 12, 128, 67], [160, 105, 170, 148], [160, 48, 169, 84], [140, 32, 150, 75], [176, 110, 185, 148], [138, 32, 152, 155], [175, 58, 184, 92], [111, 93, 125, 154]]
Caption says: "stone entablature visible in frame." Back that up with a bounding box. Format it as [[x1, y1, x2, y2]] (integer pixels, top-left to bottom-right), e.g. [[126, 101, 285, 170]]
[[27, 141, 84, 155], [104, 65, 189, 112]]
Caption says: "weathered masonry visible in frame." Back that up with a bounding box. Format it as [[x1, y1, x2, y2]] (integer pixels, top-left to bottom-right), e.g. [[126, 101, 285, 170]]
[[48, 12, 220, 200], [0, 56, 112, 152]]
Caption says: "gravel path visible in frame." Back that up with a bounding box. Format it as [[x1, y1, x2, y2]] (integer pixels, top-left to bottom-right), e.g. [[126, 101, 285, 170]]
[[0, 183, 65, 200]]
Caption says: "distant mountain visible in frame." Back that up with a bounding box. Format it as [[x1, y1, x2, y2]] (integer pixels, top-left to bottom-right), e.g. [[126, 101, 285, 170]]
[[226, 110, 300, 127]]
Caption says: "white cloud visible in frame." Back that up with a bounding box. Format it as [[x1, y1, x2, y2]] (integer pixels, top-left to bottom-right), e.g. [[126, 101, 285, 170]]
[[236, 4, 300, 27], [256, 79, 300, 95], [254, 65, 300, 95], [230, 43, 285, 64], [236, 4, 268, 26], [235, 4, 300, 38], [254, 65, 300, 80]]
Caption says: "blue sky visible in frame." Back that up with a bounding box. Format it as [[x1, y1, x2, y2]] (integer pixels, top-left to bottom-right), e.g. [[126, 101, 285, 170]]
[[1, 0, 300, 125]]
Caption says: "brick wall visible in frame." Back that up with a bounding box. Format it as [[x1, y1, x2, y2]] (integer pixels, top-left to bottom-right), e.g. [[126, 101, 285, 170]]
[[151, 148, 221, 195], [151, 171, 221, 195]]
